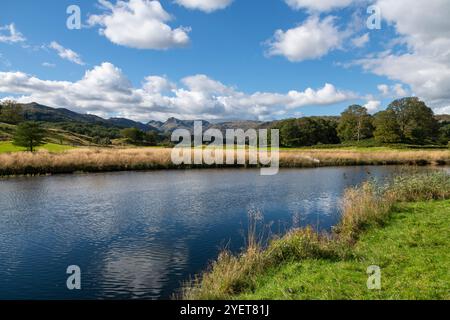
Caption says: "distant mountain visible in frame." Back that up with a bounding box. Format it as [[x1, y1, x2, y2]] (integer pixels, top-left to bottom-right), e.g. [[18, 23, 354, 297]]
[[21, 103, 155, 131], [18, 102, 268, 134], [436, 114, 450, 123], [108, 118, 157, 132], [157, 118, 211, 133], [22, 102, 110, 125]]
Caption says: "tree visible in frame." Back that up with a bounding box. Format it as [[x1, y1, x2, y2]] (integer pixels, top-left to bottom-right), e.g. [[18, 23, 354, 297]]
[[13, 122, 46, 152], [120, 128, 159, 146], [438, 124, 450, 145], [337, 105, 373, 142], [0, 100, 23, 124], [145, 131, 159, 146], [121, 128, 145, 144], [277, 117, 339, 147], [373, 109, 402, 143], [387, 97, 438, 144], [279, 120, 301, 147]]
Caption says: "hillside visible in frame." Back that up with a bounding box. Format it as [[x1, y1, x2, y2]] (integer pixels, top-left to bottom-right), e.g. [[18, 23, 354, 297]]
[[19, 102, 270, 134], [0, 122, 97, 146]]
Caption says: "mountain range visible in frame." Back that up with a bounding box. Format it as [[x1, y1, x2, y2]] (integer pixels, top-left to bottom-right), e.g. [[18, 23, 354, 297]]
[[19, 102, 269, 134]]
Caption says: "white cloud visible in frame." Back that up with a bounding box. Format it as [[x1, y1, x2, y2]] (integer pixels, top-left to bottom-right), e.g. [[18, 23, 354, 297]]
[[363, 100, 381, 113], [88, 0, 190, 50], [377, 83, 408, 98], [285, 0, 355, 12], [49, 42, 85, 65], [377, 84, 389, 96], [0, 62, 356, 121], [143, 76, 175, 93], [434, 106, 450, 115], [351, 33, 369, 48], [355, 0, 450, 112], [266, 16, 345, 62], [175, 0, 233, 12], [392, 83, 408, 97], [0, 24, 26, 43]]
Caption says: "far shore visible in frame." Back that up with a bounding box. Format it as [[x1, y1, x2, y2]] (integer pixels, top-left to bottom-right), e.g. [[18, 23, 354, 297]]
[[0, 146, 449, 177]]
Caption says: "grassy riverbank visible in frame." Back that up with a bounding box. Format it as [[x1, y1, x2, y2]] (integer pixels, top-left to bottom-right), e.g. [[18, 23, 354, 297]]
[[0, 147, 449, 176], [182, 172, 450, 300]]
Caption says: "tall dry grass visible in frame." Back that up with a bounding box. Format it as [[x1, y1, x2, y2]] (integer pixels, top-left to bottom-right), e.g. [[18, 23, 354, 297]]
[[0, 147, 449, 176], [181, 171, 450, 300]]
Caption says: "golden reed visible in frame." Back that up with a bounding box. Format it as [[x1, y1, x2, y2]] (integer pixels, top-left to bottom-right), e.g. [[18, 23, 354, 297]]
[[0, 147, 449, 176]]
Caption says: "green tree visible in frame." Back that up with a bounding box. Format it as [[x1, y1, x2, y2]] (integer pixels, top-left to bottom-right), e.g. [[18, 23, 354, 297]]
[[279, 119, 301, 147], [373, 109, 402, 143], [337, 105, 373, 142], [276, 117, 339, 147], [387, 97, 438, 144], [13, 122, 46, 152], [0, 100, 24, 124], [145, 131, 159, 146], [438, 124, 450, 145], [121, 128, 145, 144]]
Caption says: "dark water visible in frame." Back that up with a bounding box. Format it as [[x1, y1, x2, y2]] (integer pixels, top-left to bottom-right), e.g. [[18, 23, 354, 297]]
[[0, 166, 437, 299]]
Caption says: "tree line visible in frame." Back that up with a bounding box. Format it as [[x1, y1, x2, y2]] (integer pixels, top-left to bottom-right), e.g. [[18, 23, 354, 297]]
[[275, 97, 449, 147]]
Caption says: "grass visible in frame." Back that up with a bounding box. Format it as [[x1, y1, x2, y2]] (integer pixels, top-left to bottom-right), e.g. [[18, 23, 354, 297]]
[[181, 172, 450, 300], [237, 201, 450, 300], [0, 141, 75, 154], [0, 146, 449, 176]]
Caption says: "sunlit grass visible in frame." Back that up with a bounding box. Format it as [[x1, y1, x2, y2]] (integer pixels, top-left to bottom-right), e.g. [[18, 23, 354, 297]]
[[237, 201, 450, 300], [0, 141, 75, 154]]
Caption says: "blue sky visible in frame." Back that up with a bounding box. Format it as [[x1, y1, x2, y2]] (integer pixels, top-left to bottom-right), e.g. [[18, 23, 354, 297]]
[[0, 0, 449, 122]]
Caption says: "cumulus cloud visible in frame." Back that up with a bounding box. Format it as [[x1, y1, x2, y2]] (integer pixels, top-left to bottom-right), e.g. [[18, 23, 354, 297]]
[[0, 62, 356, 121], [377, 83, 408, 98], [88, 0, 190, 50], [355, 0, 450, 112], [363, 100, 381, 113], [0, 24, 26, 43], [266, 16, 345, 62], [285, 0, 355, 12], [49, 42, 85, 65], [175, 0, 233, 12]]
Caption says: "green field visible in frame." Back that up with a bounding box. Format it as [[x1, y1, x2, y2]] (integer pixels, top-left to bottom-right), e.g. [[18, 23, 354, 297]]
[[237, 201, 450, 300], [0, 141, 75, 154]]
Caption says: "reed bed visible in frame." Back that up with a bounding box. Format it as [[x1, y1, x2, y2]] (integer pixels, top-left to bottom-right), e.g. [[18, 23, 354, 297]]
[[181, 171, 450, 300], [0, 147, 449, 176]]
